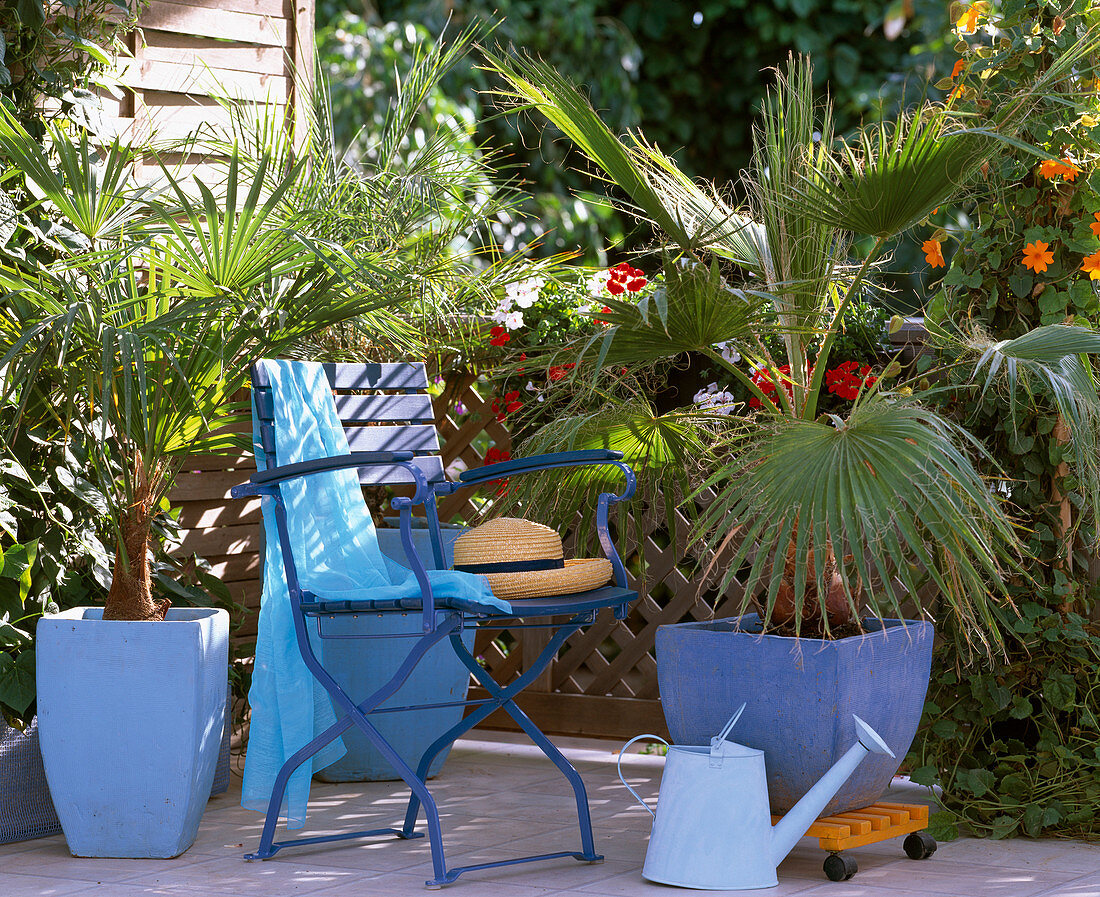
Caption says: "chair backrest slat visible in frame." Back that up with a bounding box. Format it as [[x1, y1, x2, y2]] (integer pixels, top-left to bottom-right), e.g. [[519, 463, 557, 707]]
[[252, 360, 445, 486], [345, 423, 440, 454], [334, 393, 434, 423], [322, 361, 429, 390]]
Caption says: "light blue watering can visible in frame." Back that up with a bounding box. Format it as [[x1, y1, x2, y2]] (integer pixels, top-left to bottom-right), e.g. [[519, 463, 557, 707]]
[[618, 705, 895, 890]]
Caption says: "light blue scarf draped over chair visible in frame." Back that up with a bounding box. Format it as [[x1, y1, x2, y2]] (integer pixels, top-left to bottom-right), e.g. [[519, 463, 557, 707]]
[[232, 358, 638, 888]]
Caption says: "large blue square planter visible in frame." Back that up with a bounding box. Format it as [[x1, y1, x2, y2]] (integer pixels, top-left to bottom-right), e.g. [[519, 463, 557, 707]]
[[36, 607, 229, 858], [656, 615, 934, 817]]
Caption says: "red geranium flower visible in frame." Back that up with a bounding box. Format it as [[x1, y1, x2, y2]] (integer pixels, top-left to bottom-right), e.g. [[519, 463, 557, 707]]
[[747, 364, 794, 408], [825, 361, 877, 400], [489, 325, 510, 346], [606, 262, 648, 294]]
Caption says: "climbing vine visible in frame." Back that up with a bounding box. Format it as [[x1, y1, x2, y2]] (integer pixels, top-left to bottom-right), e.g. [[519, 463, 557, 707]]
[[908, 0, 1100, 840]]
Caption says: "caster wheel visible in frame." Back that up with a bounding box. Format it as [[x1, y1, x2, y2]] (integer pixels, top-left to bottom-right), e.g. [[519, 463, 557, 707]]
[[904, 831, 937, 860], [823, 853, 858, 882]]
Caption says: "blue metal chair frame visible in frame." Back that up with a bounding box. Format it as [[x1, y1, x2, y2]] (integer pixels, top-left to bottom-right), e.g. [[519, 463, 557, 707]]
[[231, 361, 638, 888]]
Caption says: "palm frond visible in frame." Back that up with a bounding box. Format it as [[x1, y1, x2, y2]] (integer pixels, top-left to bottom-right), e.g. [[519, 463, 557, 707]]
[[694, 399, 1022, 650], [482, 46, 698, 248], [788, 109, 993, 238], [496, 395, 721, 550], [578, 255, 769, 368], [970, 324, 1100, 533], [0, 107, 153, 244]]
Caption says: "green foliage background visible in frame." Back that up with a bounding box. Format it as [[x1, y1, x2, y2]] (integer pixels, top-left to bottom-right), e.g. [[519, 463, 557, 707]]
[[318, 0, 955, 283], [909, 0, 1100, 839]]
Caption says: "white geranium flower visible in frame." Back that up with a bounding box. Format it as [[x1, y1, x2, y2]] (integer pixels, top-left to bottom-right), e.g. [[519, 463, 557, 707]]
[[506, 277, 543, 309], [504, 310, 525, 330], [490, 296, 512, 325], [693, 382, 736, 414], [714, 341, 741, 364]]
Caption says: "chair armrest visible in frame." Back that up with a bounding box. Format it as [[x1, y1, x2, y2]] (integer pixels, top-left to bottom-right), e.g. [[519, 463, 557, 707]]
[[451, 450, 626, 488], [231, 451, 426, 500]]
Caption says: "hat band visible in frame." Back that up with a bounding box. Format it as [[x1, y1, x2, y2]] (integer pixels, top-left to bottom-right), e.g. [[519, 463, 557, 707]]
[[454, 558, 565, 574]]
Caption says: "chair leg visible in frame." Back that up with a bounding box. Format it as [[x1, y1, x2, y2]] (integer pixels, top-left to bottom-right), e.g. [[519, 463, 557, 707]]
[[401, 622, 579, 836], [428, 620, 603, 864], [248, 617, 461, 881]]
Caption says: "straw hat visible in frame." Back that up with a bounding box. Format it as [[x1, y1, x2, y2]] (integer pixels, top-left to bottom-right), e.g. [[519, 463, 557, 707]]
[[452, 518, 613, 600]]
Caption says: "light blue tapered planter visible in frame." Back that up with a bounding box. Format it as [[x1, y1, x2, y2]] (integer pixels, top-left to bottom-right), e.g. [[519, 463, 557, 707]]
[[314, 525, 474, 783], [36, 607, 229, 858]]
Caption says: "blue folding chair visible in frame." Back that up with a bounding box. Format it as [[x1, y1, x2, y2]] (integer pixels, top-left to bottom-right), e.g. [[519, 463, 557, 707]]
[[231, 360, 637, 888]]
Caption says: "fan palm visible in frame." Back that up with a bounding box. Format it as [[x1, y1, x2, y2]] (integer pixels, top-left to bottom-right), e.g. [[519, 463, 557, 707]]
[[485, 49, 1100, 647], [0, 109, 404, 622]]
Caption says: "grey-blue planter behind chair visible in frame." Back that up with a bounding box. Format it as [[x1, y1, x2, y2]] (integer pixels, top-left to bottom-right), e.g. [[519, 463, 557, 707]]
[[0, 717, 61, 843], [656, 615, 935, 817], [313, 522, 474, 783]]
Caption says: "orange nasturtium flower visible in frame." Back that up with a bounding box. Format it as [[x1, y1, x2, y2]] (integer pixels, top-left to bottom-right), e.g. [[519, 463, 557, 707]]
[[1039, 159, 1066, 180], [956, 2, 989, 33], [1022, 241, 1055, 273], [1039, 157, 1082, 181], [951, 59, 966, 79], [922, 238, 945, 268], [1081, 251, 1100, 280], [1089, 212, 1100, 238]]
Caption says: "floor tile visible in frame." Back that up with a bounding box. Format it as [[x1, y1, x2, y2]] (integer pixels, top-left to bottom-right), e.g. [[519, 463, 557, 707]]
[[116, 854, 370, 895], [6, 732, 1098, 897], [0, 872, 101, 896], [1032, 874, 1100, 897]]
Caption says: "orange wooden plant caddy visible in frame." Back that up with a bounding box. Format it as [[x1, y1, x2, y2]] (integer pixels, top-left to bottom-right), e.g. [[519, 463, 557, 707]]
[[770, 802, 935, 881], [773, 801, 929, 851]]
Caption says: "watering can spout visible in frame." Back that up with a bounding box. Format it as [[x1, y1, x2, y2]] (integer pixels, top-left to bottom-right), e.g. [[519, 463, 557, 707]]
[[770, 715, 895, 868]]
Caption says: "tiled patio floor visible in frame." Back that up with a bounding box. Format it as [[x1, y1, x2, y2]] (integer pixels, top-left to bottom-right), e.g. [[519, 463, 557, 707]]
[[3, 731, 1099, 896]]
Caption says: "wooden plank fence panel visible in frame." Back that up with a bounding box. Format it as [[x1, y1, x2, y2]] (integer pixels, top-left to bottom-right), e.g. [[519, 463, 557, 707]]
[[103, 0, 312, 187], [139, 1, 288, 47]]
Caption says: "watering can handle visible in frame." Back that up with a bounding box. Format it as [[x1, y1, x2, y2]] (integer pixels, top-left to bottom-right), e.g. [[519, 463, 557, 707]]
[[617, 734, 669, 819]]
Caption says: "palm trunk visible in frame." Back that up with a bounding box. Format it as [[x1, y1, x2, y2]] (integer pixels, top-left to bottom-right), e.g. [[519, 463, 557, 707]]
[[102, 465, 171, 622]]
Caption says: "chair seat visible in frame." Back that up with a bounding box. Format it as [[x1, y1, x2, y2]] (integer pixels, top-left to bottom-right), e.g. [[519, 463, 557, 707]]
[[478, 586, 637, 617], [299, 585, 636, 618]]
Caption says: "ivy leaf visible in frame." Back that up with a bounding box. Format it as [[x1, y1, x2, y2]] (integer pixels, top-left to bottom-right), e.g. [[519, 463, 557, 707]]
[[932, 718, 959, 739], [0, 650, 34, 714], [1043, 672, 1076, 710], [14, 0, 45, 28], [0, 621, 29, 647], [1000, 773, 1029, 799], [990, 814, 1019, 839], [926, 811, 960, 842], [1007, 272, 1033, 298], [964, 767, 996, 797], [1022, 803, 1044, 836]]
